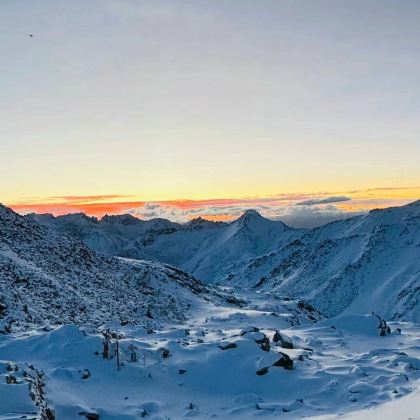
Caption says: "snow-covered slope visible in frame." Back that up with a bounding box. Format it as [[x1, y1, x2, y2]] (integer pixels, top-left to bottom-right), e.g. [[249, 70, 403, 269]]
[[0, 204, 234, 332], [0, 303, 418, 419], [1, 203, 420, 419], [241, 201, 420, 322], [31, 209, 297, 283], [182, 210, 296, 281], [28, 212, 183, 257], [31, 201, 420, 322]]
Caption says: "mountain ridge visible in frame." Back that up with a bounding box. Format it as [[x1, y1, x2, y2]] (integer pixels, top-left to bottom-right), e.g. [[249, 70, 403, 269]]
[[0, 204, 235, 332], [24, 200, 420, 321]]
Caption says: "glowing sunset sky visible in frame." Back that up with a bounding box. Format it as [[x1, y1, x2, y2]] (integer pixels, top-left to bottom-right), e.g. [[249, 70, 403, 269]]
[[1, 1, 419, 226]]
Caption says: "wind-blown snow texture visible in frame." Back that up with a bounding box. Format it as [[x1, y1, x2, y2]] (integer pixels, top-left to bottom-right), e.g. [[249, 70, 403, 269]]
[[32, 201, 420, 322], [0, 304, 419, 419]]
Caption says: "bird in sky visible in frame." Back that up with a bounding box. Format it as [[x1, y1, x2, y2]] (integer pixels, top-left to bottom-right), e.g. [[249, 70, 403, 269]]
[[28, 34, 33, 38]]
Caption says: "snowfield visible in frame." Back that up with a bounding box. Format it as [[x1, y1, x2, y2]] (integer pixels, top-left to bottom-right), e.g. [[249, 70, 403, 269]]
[[0, 202, 419, 419], [0, 299, 419, 419]]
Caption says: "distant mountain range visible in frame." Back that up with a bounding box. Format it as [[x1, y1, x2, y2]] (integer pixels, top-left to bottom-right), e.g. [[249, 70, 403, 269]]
[[28, 209, 296, 282], [0, 204, 236, 332], [29, 201, 420, 322]]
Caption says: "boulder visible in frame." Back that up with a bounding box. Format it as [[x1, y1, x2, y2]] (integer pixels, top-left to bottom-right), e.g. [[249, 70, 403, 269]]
[[240, 326, 259, 336], [273, 330, 293, 349], [373, 313, 391, 336], [260, 340, 270, 352], [5, 374, 17, 384], [254, 332, 270, 352], [158, 347, 170, 358], [272, 352, 293, 370], [219, 342, 237, 351], [256, 367, 269, 376], [79, 412, 99, 420]]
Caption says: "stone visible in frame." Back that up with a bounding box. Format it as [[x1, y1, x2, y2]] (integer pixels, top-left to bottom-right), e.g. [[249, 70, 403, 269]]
[[256, 367, 269, 376], [78, 412, 99, 420], [158, 347, 170, 358], [219, 342, 237, 350], [273, 330, 293, 349], [272, 352, 293, 370], [240, 326, 259, 336]]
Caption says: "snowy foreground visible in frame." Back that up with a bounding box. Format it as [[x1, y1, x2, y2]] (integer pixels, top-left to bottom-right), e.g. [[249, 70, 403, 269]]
[[1, 291, 419, 419]]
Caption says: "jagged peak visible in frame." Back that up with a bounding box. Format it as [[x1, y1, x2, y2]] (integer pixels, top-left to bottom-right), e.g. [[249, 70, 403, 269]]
[[237, 209, 265, 221], [234, 209, 281, 226], [243, 209, 262, 217], [27, 212, 56, 220], [185, 217, 224, 229], [100, 214, 141, 225], [186, 216, 206, 225], [61, 212, 98, 223], [230, 209, 292, 232]]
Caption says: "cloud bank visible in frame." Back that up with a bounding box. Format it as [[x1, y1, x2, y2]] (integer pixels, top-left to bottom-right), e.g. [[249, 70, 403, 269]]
[[126, 201, 363, 228], [295, 196, 351, 206], [7, 187, 419, 229]]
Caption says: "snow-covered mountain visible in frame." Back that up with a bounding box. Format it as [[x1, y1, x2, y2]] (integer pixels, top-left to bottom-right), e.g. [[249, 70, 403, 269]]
[[28, 212, 183, 257], [1, 203, 420, 419], [30, 209, 297, 283], [234, 201, 420, 322], [0, 204, 235, 332], [31, 201, 420, 322]]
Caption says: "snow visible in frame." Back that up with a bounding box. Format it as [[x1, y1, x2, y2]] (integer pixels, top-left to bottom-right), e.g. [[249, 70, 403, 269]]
[[0, 301, 419, 419], [1, 202, 420, 418], [31, 201, 420, 322], [30, 208, 295, 286], [341, 391, 420, 419]]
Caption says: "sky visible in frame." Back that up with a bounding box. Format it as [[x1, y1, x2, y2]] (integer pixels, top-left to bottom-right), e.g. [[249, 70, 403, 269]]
[[1, 1, 420, 226]]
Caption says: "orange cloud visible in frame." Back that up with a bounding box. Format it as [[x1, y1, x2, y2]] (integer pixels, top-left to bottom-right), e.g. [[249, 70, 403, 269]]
[[5, 187, 419, 223], [9, 200, 145, 217]]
